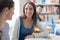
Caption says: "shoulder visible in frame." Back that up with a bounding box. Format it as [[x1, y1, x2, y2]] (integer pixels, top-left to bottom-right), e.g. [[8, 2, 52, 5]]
[[5, 22, 9, 27], [2, 22, 10, 40], [15, 16, 22, 22], [3, 22, 9, 31], [15, 16, 21, 24], [14, 16, 21, 29]]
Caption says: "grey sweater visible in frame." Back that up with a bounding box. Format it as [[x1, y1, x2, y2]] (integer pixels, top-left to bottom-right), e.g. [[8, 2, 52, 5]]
[[2, 22, 10, 40]]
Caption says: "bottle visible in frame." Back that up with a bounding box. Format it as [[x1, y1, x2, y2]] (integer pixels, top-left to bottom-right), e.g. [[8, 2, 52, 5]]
[[50, 17, 55, 34], [42, 0, 46, 4]]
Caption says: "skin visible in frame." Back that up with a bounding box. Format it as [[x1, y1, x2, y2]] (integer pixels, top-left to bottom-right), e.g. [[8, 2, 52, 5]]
[[6, 7, 14, 20], [25, 4, 34, 20]]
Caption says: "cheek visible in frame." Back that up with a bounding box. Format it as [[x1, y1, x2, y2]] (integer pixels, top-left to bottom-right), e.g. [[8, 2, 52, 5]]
[[10, 10, 14, 16], [25, 10, 28, 15], [25, 10, 27, 14], [32, 10, 34, 15], [9, 13, 11, 17], [25, 13, 27, 16], [7, 12, 13, 20]]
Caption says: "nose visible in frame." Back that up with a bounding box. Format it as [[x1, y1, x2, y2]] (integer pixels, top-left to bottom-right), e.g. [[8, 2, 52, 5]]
[[27, 9, 30, 12]]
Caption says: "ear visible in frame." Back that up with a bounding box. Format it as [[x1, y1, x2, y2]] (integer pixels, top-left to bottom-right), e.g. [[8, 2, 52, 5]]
[[2, 7, 9, 15]]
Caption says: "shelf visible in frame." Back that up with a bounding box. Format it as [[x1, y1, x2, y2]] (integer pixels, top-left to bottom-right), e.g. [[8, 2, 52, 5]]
[[39, 12, 58, 15], [35, 4, 60, 6], [41, 12, 51, 13], [54, 20, 60, 23], [33, 0, 60, 22], [35, 4, 60, 7]]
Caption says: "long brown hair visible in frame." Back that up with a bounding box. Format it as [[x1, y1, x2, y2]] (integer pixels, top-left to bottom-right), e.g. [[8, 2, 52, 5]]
[[23, 1, 37, 25]]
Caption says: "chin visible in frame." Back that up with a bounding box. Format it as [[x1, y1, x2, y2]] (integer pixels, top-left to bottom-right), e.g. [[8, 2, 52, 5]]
[[7, 18, 12, 20], [27, 15, 31, 17], [27, 16, 31, 18], [9, 18, 12, 20]]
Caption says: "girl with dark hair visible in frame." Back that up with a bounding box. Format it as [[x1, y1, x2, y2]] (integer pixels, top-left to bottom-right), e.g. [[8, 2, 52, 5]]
[[11, 2, 36, 40], [11, 1, 49, 40]]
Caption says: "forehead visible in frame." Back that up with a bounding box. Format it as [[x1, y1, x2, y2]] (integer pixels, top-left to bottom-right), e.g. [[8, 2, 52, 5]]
[[25, 4, 33, 8]]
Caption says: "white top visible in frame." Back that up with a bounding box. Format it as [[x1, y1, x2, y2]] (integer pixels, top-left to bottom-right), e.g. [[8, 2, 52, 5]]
[[10, 17, 49, 40]]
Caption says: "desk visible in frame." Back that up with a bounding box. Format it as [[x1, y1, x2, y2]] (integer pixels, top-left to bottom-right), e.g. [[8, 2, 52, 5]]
[[25, 34, 60, 40], [25, 38, 50, 40]]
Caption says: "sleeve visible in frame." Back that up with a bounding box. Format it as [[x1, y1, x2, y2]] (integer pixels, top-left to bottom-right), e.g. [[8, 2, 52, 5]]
[[34, 20, 50, 38], [10, 17, 20, 40], [2, 22, 10, 40]]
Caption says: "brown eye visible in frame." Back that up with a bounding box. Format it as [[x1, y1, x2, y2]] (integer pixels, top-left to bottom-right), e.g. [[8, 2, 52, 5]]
[[29, 8, 32, 10], [25, 8, 28, 10]]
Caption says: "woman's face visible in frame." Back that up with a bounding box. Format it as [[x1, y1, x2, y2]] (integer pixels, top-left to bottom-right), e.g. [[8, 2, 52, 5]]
[[25, 4, 34, 18], [36, 6, 41, 14], [7, 7, 14, 20]]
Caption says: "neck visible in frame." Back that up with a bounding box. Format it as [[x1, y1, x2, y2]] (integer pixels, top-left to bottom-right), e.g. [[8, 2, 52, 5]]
[[0, 22, 5, 31], [26, 17, 32, 22], [0, 13, 6, 31]]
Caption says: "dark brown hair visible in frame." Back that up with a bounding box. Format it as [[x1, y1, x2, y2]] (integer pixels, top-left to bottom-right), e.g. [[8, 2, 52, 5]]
[[0, 0, 14, 13], [23, 1, 37, 25]]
